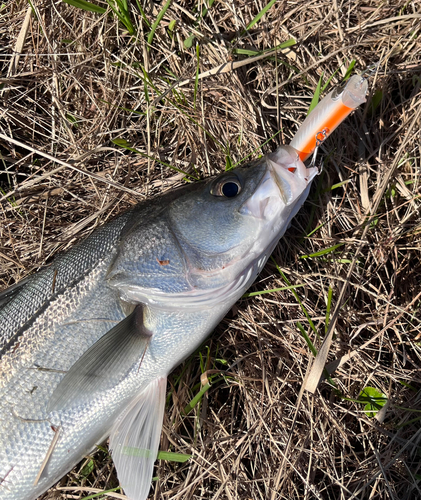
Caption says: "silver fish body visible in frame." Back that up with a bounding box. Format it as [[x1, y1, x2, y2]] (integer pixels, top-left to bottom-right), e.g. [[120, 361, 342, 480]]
[[0, 146, 317, 500]]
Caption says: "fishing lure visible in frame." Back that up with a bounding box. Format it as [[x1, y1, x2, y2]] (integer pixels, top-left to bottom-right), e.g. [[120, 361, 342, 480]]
[[290, 74, 368, 161]]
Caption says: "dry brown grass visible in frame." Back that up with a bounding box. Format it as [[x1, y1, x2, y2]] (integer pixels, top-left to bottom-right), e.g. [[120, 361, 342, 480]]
[[1, 0, 421, 499]]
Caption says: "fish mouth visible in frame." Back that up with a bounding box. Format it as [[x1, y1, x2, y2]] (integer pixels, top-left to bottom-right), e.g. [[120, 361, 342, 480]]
[[240, 145, 318, 220]]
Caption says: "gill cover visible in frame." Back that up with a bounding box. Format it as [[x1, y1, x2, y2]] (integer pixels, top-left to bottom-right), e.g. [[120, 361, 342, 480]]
[[106, 165, 266, 309]]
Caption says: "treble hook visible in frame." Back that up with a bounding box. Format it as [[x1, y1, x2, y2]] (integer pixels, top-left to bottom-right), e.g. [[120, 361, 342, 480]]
[[309, 128, 328, 174]]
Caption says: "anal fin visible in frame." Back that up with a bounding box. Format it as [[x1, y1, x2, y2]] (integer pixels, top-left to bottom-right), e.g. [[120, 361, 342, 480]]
[[109, 377, 167, 500]]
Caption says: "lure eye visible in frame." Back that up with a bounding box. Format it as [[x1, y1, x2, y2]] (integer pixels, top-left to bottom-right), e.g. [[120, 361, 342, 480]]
[[211, 175, 242, 198]]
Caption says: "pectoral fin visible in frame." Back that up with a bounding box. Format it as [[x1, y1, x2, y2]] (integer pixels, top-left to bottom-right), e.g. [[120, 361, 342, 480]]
[[48, 305, 152, 412], [110, 377, 167, 500]]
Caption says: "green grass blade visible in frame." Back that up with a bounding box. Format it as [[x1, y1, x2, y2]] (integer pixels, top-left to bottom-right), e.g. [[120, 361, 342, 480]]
[[135, 0, 151, 28], [63, 0, 106, 14], [183, 0, 215, 48], [200, 0, 215, 19], [106, 0, 135, 35], [307, 73, 323, 115], [243, 284, 304, 298], [225, 142, 233, 171], [325, 285, 333, 334], [300, 243, 344, 259], [80, 458, 95, 477], [183, 383, 211, 414], [157, 451, 192, 462], [232, 39, 296, 57], [325, 179, 350, 192], [275, 38, 296, 49], [232, 48, 266, 56], [344, 60, 356, 80], [147, 0, 172, 49], [184, 35, 195, 49], [225, 154, 233, 171], [194, 43, 200, 110], [246, 0, 277, 30], [168, 19, 176, 35], [304, 221, 325, 238], [80, 487, 122, 500], [321, 67, 341, 92], [297, 321, 317, 356], [398, 380, 417, 391], [199, 345, 210, 374], [369, 88, 383, 116]]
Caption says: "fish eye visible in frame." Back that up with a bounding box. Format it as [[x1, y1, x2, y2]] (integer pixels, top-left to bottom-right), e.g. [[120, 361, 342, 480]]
[[222, 181, 240, 197], [210, 176, 242, 198]]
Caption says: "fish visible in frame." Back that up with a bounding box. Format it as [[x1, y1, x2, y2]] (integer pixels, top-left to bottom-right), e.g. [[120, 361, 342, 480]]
[[0, 75, 367, 500]]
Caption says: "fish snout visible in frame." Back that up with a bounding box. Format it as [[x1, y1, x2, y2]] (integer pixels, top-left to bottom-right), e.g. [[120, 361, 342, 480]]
[[268, 145, 318, 203], [240, 146, 317, 220]]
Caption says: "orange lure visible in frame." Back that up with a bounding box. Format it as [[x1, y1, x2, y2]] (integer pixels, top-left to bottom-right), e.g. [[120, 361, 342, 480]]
[[290, 74, 368, 161]]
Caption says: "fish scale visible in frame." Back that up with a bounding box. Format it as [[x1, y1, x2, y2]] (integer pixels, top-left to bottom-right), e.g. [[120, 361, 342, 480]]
[[0, 213, 131, 359]]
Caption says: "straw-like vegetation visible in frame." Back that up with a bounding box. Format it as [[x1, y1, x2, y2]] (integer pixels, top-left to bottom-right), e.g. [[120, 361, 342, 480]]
[[1, 0, 421, 499]]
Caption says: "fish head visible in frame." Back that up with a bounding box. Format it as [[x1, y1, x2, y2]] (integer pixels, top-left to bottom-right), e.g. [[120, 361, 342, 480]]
[[108, 146, 317, 309]]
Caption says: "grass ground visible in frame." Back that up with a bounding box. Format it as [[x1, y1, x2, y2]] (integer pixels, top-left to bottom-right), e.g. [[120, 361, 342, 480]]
[[1, 0, 421, 499]]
